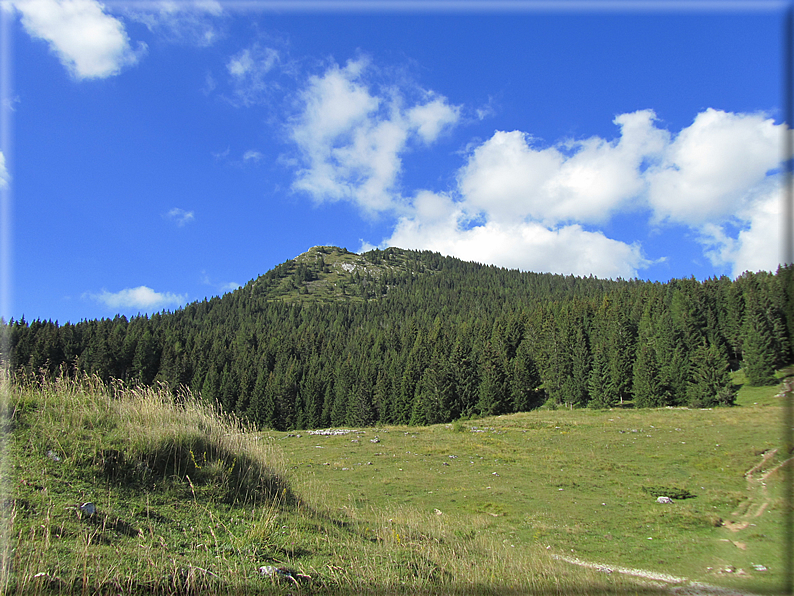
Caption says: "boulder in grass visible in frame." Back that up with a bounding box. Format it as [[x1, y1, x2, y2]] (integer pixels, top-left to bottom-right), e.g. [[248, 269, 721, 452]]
[[656, 496, 673, 504], [79, 502, 97, 517], [259, 566, 311, 585]]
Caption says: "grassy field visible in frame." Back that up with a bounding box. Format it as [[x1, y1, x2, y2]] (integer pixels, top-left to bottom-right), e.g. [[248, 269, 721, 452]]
[[274, 368, 790, 595], [1, 369, 790, 595]]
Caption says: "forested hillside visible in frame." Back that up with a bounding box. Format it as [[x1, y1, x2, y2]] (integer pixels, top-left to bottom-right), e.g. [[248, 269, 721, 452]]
[[5, 246, 793, 430]]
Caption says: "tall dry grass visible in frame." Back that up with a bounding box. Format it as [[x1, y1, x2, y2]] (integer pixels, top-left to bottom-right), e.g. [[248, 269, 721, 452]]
[[11, 373, 293, 506]]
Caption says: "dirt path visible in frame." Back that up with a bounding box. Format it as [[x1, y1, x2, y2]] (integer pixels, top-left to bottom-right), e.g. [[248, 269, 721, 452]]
[[551, 554, 767, 596], [552, 445, 790, 596], [722, 446, 791, 538]]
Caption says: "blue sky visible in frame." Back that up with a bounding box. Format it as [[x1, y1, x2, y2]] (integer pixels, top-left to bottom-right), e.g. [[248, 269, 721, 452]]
[[0, 0, 790, 324]]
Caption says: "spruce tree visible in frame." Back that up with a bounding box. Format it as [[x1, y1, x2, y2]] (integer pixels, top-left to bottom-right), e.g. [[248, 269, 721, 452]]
[[743, 292, 778, 386], [477, 342, 508, 416], [633, 344, 667, 408], [511, 340, 542, 412], [686, 340, 736, 407], [587, 343, 613, 409]]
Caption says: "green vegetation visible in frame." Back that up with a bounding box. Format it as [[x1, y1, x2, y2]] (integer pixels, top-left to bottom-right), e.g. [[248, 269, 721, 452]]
[[4, 246, 793, 591], [272, 373, 789, 595], [5, 247, 793, 433], [5, 376, 687, 595]]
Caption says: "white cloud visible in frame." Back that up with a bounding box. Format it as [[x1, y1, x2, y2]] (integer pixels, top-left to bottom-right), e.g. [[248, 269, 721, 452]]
[[200, 270, 240, 293], [282, 60, 783, 281], [88, 286, 186, 310], [407, 96, 460, 144], [370, 107, 786, 279], [698, 180, 785, 277], [211, 146, 230, 160], [226, 44, 281, 107], [219, 281, 240, 293], [243, 150, 263, 162], [383, 191, 649, 279], [165, 207, 194, 226], [123, 0, 222, 47], [646, 109, 784, 226], [13, 0, 145, 79], [457, 110, 667, 226], [289, 58, 460, 215], [0, 152, 8, 189]]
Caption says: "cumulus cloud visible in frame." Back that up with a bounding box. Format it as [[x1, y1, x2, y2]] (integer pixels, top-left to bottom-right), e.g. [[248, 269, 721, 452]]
[[383, 191, 650, 279], [458, 110, 667, 226], [376, 108, 785, 279], [698, 180, 784, 277], [282, 57, 783, 280], [289, 58, 460, 215], [87, 286, 186, 310], [13, 0, 145, 79], [165, 207, 194, 226], [645, 109, 783, 226]]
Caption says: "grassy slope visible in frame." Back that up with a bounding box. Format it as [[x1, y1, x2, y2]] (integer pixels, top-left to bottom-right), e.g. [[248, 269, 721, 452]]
[[4, 377, 651, 595], [276, 370, 791, 595], [253, 246, 417, 304]]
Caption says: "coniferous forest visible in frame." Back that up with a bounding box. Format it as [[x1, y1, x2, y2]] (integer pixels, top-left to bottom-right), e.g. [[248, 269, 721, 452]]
[[5, 246, 793, 430]]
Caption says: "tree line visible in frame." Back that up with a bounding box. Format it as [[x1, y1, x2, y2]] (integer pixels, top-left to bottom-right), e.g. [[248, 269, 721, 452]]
[[5, 247, 792, 430]]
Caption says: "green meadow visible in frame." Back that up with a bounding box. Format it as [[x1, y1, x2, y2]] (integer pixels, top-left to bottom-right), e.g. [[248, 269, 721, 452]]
[[2, 369, 790, 594]]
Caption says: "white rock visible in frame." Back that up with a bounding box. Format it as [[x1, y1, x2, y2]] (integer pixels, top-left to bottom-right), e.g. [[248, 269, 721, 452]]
[[656, 496, 673, 504], [79, 502, 96, 516]]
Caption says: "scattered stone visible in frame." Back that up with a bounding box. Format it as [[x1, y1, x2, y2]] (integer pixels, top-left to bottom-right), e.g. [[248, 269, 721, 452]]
[[370, 437, 380, 443], [434, 509, 443, 515], [752, 564, 767, 572], [308, 428, 354, 436], [46, 450, 61, 462], [258, 565, 311, 584], [79, 502, 96, 517], [492, 472, 500, 476], [442, 462, 449, 466], [32, 572, 66, 590], [656, 496, 673, 504]]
